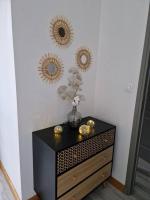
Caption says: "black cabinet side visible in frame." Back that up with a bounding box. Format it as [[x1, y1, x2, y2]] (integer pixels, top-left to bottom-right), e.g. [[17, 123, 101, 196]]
[[33, 134, 56, 200]]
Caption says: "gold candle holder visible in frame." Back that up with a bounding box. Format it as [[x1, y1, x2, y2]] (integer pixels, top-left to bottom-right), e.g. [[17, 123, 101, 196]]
[[54, 125, 63, 134], [87, 120, 95, 128], [79, 124, 91, 136]]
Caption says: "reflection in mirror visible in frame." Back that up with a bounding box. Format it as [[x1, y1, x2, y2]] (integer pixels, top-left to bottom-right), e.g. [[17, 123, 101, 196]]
[[81, 54, 87, 64], [38, 54, 63, 83], [58, 27, 65, 37], [48, 64, 57, 75]]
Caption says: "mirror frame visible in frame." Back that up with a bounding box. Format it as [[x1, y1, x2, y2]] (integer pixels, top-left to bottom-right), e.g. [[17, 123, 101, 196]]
[[38, 54, 63, 83], [50, 16, 73, 47], [76, 48, 92, 71]]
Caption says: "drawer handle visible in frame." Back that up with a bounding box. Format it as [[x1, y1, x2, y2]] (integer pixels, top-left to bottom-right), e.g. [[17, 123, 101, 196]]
[[72, 175, 77, 181], [104, 139, 108, 143], [101, 173, 106, 178]]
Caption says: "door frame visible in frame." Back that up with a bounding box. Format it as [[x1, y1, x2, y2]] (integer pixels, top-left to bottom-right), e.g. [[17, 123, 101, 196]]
[[125, 5, 150, 194]]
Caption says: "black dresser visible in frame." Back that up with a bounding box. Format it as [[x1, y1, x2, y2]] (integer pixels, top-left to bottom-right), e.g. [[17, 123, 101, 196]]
[[32, 116, 116, 200]]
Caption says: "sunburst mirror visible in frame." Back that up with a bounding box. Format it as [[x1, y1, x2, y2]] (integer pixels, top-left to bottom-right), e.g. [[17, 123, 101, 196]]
[[50, 16, 73, 47], [76, 48, 92, 71], [38, 54, 63, 83]]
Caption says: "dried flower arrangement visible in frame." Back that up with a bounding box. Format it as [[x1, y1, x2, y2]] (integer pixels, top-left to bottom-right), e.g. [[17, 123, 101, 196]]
[[57, 67, 85, 106], [58, 67, 85, 127]]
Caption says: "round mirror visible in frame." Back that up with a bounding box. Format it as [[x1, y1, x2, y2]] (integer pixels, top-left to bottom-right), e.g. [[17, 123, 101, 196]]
[[38, 54, 63, 83], [76, 48, 92, 71], [50, 17, 73, 47]]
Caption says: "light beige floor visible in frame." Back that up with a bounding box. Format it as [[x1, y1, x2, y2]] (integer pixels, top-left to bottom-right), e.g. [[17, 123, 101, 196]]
[[0, 170, 14, 200]]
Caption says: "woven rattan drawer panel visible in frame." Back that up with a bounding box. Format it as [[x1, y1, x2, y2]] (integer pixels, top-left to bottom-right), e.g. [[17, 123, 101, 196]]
[[57, 129, 114, 175]]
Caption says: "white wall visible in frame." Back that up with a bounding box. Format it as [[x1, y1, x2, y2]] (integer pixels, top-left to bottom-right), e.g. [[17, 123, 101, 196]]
[[9, 0, 149, 198], [11, 0, 101, 199], [94, 0, 149, 184], [0, 0, 22, 198]]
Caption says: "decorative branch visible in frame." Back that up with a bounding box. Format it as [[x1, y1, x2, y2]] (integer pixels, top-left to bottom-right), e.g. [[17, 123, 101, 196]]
[[57, 67, 85, 106]]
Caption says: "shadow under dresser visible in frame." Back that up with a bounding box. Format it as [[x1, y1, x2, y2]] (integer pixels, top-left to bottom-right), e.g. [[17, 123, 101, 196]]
[[32, 116, 116, 200]]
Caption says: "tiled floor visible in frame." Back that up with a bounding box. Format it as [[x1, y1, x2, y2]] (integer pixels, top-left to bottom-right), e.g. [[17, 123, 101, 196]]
[[0, 170, 14, 200]]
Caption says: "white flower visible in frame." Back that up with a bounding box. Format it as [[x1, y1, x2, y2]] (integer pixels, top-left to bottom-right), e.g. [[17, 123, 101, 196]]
[[72, 96, 80, 106], [74, 96, 80, 102]]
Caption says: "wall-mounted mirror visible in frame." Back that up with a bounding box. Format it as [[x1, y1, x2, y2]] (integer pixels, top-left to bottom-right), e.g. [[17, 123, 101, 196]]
[[76, 48, 92, 71], [38, 54, 63, 83], [50, 16, 73, 47]]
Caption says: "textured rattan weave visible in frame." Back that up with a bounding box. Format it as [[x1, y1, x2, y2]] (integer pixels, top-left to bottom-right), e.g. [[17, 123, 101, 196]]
[[57, 129, 115, 175]]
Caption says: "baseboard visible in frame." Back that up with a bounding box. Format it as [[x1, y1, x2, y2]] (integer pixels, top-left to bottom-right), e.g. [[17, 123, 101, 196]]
[[29, 177, 125, 199], [28, 195, 40, 200], [109, 176, 125, 192], [0, 160, 20, 200]]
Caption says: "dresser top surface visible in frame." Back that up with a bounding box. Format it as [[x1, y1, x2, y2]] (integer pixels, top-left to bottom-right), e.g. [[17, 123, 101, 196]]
[[33, 116, 115, 152]]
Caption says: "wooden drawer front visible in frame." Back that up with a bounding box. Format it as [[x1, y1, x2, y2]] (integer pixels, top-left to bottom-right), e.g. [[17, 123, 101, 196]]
[[58, 163, 112, 200], [57, 146, 113, 197], [57, 129, 115, 175]]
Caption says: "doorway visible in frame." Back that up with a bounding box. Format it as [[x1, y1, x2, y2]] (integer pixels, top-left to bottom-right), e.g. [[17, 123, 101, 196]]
[[125, 4, 150, 195]]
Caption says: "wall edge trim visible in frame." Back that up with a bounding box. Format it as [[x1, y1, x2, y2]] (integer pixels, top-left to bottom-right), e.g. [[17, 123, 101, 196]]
[[28, 176, 125, 199], [109, 176, 125, 192], [0, 160, 20, 200]]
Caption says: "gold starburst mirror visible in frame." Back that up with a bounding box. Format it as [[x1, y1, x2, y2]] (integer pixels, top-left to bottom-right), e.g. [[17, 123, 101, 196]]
[[50, 16, 73, 47], [76, 48, 92, 71], [38, 54, 63, 83]]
